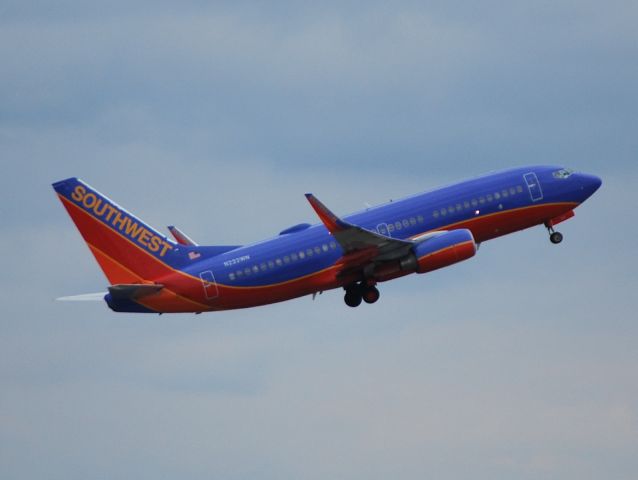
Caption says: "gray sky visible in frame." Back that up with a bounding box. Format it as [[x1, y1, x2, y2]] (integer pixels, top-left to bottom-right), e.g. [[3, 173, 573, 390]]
[[1, 2, 637, 479]]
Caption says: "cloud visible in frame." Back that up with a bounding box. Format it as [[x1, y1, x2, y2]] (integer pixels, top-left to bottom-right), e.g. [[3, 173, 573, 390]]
[[3, 1, 635, 175], [1, 2, 637, 479]]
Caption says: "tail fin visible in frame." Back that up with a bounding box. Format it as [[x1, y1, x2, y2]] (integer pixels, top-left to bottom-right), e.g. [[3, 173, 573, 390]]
[[52, 177, 180, 284]]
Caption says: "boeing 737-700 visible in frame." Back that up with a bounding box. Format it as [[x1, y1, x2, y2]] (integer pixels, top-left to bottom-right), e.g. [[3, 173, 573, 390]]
[[53, 166, 601, 312]]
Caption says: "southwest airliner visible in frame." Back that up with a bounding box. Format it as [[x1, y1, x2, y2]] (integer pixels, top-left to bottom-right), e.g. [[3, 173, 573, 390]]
[[53, 166, 601, 312]]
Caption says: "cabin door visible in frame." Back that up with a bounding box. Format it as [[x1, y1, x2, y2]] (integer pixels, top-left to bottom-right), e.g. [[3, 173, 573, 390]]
[[377, 223, 390, 237], [523, 172, 544, 202], [199, 270, 219, 299]]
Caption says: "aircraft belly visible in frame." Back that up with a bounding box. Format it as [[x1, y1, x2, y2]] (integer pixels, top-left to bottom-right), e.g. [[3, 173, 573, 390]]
[[463, 202, 578, 242]]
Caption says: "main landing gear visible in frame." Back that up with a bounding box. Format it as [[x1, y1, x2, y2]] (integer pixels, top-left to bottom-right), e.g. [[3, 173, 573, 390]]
[[344, 282, 380, 307]]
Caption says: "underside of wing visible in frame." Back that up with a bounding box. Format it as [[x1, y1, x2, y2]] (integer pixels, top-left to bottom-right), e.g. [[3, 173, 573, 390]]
[[56, 292, 106, 301], [304, 193, 477, 284], [107, 284, 164, 300]]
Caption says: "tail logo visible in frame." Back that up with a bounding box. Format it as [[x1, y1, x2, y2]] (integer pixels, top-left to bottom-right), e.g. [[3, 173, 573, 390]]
[[69, 185, 174, 257]]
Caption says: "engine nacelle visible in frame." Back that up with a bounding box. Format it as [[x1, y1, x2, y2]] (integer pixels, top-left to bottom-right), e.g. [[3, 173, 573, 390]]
[[407, 229, 477, 274]]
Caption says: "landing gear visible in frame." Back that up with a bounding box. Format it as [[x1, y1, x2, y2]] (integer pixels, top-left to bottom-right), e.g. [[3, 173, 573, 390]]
[[545, 219, 564, 244], [343, 283, 380, 307], [362, 286, 380, 304], [344, 287, 362, 308]]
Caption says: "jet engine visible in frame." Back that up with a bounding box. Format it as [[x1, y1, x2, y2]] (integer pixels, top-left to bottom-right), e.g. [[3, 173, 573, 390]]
[[399, 229, 477, 274]]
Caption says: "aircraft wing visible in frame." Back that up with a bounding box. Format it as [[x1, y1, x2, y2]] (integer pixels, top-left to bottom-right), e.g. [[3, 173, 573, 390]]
[[305, 194, 416, 266]]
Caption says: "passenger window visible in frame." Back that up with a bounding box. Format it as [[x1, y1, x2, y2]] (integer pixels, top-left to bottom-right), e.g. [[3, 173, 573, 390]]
[[440, 208, 447, 216], [456, 204, 462, 211], [479, 197, 485, 204], [244, 267, 251, 276], [260, 263, 267, 272], [314, 246, 321, 254], [516, 185, 523, 193], [268, 260, 275, 269], [395, 221, 402, 230], [229, 273, 236, 281], [322, 244, 329, 252], [502, 189, 508, 198], [494, 192, 500, 200], [509, 187, 516, 195], [486, 194, 493, 202], [329, 241, 337, 249], [387, 224, 395, 232], [299, 251, 305, 259], [402, 219, 409, 227], [417, 214, 424, 223], [291, 252, 298, 261], [463, 201, 470, 209], [306, 248, 313, 256], [276, 258, 283, 266], [409, 217, 416, 226], [471, 199, 478, 207], [252, 265, 259, 273], [447, 206, 454, 214], [283, 256, 290, 264], [236, 270, 243, 277], [433, 210, 439, 218]]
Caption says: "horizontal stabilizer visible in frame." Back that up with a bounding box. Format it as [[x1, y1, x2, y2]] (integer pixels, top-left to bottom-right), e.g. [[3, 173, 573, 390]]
[[108, 284, 164, 300], [56, 292, 105, 302], [168, 225, 197, 246], [168, 227, 243, 258]]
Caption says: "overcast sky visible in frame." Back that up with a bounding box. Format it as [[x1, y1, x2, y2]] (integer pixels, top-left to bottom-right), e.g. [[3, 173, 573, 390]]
[[1, 2, 637, 479]]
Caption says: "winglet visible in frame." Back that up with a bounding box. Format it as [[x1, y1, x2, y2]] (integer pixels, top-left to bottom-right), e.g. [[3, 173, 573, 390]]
[[305, 193, 350, 233]]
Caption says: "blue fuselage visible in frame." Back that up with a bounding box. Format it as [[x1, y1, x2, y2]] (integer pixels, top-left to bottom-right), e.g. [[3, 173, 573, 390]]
[[180, 166, 600, 298]]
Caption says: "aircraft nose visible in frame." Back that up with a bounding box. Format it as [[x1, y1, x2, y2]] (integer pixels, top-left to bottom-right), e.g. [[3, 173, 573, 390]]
[[578, 173, 602, 200]]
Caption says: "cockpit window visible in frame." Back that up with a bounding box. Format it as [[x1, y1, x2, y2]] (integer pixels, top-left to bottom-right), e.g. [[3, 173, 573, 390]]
[[553, 168, 574, 179]]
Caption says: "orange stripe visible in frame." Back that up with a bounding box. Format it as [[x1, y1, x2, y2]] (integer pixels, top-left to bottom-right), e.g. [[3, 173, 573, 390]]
[[86, 241, 211, 310], [214, 204, 573, 290], [60, 194, 199, 280], [408, 201, 578, 241], [215, 265, 339, 290], [61, 192, 340, 296], [62, 193, 577, 298], [416, 240, 476, 261]]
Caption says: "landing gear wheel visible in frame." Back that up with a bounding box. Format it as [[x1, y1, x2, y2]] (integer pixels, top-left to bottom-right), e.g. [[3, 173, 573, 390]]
[[550, 231, 563, 244], [362, 286, 380, 304], [344, 288, 363, 308]]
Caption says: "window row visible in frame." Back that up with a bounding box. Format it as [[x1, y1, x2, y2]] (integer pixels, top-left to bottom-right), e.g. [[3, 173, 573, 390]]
[[384, 214, 425, 233], [228, 241, 338, 281], [432, 185, 524, 218]]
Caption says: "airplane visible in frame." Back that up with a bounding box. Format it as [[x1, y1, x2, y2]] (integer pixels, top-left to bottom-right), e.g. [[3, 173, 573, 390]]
[[52, 166, 601, 313]]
